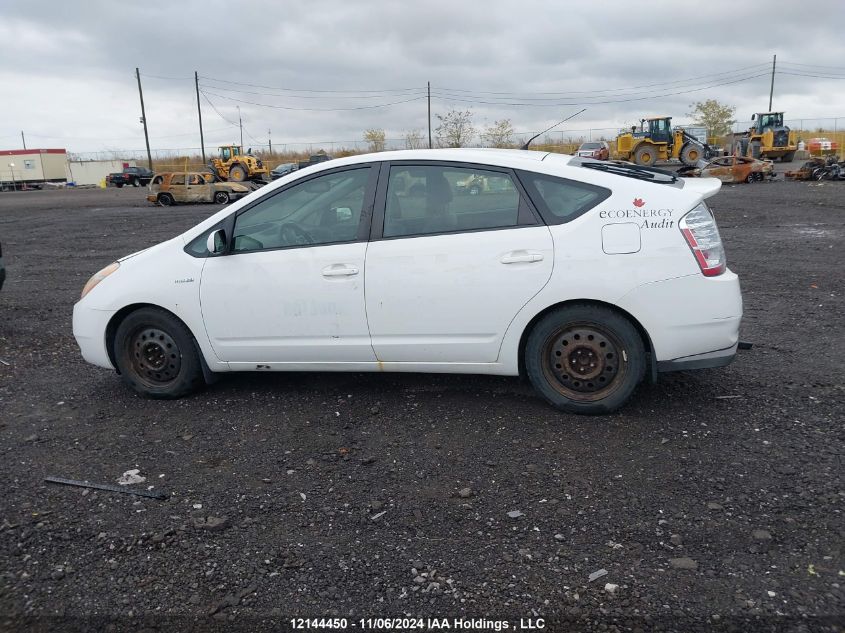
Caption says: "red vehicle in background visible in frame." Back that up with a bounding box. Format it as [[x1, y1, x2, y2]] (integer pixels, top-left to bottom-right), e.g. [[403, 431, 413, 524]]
[[576, 141, 610, 160]]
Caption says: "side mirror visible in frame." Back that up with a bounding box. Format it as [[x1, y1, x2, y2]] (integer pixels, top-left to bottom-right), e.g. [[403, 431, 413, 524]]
[[206, 229, 227, 255]]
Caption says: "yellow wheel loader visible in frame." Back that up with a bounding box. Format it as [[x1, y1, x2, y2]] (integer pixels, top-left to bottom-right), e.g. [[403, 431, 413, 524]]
[[729, 112, 797, 162], [207, 145, 269, 182], [615, 117, 712, 167]]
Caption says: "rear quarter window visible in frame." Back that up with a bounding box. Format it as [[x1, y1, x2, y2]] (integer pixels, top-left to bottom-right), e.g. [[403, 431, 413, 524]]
[[518, 171, 610, 224]]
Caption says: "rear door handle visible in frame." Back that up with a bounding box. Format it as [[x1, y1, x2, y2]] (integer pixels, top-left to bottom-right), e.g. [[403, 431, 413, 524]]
[[500, 251, 544, 264], [322, 264, 359, 277]]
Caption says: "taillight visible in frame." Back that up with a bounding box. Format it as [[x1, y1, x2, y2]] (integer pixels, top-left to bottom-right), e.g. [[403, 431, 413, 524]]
[[679, 202, 726, 276]]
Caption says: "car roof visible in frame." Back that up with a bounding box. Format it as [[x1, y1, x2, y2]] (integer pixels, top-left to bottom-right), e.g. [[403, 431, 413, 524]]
[[308, 148, 562, 171]]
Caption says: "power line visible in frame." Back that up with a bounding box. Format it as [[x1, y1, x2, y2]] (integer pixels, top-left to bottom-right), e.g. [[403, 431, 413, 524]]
[[197, 83, 428, 100], [777, 70, 845, 80], [200, 89, 427, 111], [198, 75, 423, 94], [436, 63, 773, 97], [430, 72, 770, 107]]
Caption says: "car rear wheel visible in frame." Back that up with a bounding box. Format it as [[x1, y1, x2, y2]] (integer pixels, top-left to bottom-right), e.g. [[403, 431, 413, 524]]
[[525, 305, 646, 414], [115, 183, 124, 188], [113, 307, 205, 399], [158, 193, 175, 206], [229, 164, 248, 182], [213, 191, 230, 204]]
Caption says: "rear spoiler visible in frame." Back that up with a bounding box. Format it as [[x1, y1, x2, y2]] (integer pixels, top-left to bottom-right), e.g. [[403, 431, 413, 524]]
[[680, 176, 721, 199]]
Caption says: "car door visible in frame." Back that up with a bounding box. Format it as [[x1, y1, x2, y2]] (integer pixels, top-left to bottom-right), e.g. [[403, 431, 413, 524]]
[[168, 173, 188, 202], [186, 173, 213, 202], [364, 161, 554, 363], [198, 165, 378, 365]]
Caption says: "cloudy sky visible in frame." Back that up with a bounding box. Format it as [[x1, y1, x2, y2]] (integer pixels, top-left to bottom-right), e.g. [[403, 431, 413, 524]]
[[2, 0, 844, 156]]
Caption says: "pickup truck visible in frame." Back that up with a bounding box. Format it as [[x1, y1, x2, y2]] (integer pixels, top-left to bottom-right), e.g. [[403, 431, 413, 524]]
[[107, 166, 154, 188]]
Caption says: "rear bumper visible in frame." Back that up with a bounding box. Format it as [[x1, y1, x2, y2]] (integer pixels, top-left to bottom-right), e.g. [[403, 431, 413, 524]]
[[617, 270, 742, 365], [657, 342, 737, 372]]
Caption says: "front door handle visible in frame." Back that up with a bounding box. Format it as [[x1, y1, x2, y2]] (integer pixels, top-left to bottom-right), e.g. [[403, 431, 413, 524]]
[[322, 264, 359, 277], [500, 251, 544, 264]]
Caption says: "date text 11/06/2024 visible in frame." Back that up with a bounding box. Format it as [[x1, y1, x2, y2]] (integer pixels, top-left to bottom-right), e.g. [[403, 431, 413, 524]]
[[290, 617, 546, 630]]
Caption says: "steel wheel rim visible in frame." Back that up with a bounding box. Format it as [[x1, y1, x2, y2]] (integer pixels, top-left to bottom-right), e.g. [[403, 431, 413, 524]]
[[214, 192, 228, 203], [541, 323, 627, 402], [128, 327, 181, 386]]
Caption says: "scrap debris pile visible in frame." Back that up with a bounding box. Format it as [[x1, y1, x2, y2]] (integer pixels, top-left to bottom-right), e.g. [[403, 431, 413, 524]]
[[785, 155, 845, 181]]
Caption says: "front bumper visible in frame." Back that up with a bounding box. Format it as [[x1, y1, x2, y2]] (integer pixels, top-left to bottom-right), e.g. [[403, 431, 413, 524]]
[[72, 302, 117, 370]]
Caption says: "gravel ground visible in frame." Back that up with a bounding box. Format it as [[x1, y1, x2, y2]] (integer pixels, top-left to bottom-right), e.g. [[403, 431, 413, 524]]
[[0, 181, 842, 633]]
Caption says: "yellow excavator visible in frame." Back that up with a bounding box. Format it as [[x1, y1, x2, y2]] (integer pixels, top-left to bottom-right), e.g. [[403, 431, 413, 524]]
[[615, 117, 712, 167], [207, 145, 269, 182]]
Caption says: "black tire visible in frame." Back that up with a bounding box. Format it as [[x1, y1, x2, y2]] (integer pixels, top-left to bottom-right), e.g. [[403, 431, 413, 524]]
[[525, 304, 646, 414], [132, 178, 140, 187], [633, 144, 657, 167], [782, 151, 796, 163], [115, 183, 124, 188], [113, 307, 205, 399], [158, 193, 175, 206], [679, 143, 702, 167], [213, 191, 230, 204], [229, 164, 248, 182]]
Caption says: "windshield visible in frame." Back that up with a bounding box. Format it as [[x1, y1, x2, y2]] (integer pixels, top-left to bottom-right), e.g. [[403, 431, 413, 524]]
[[580, 143, 603, 150]]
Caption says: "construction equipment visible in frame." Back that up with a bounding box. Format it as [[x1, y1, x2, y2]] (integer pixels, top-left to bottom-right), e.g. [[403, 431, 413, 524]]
[[207, 145, 269, 182], [615, 117, 712, 167], [729, 112, 797, 162]]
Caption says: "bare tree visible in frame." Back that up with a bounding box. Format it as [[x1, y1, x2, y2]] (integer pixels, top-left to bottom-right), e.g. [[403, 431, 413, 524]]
[[482, 119, 515, 148], [403, 129, 426, 150], [435, 109, 476, 148], [363, 128, 386, 152]]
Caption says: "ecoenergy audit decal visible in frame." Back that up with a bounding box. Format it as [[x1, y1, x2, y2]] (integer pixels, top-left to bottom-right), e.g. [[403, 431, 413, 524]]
[[599, 198, 675, 229]]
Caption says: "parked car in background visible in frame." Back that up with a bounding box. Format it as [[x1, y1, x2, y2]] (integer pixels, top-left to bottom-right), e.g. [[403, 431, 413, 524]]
[[270, 163, 298, 180], [146, 172, 250, 206], [75, 149, 741, 414], [0, 241, 5, 291], [107, 166, 154, 188], [576, 141, 610, 161]]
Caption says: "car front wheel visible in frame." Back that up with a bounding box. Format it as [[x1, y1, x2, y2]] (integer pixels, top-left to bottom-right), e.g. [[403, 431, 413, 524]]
[[213, 191, 230, 204], [525, 304, 645, 414], [113, 307, 205, 399]]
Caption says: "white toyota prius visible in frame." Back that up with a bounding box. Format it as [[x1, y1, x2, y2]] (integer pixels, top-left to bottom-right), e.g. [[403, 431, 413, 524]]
[[73, 149, 742, 414]]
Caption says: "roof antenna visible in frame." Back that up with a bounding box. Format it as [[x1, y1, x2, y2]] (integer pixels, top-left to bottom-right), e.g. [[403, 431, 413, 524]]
[[521, 108, 587, 150]]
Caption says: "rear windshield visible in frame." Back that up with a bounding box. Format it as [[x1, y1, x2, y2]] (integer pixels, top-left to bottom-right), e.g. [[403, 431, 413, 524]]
[[517, 171, 611, 224]]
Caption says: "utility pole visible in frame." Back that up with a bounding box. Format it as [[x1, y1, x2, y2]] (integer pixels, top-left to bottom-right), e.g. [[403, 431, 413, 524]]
[[135, 67, 153, 170], [20, 131, 26, 150], [268, 129, 272, 154], [237, 106, 243, 148], [427, 81, 432, 149], [768, 54, 777, 112], [195, 71, 206, 164]]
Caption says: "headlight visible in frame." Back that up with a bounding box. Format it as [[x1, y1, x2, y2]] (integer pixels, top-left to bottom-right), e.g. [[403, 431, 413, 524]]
[[80, 262, 119, 299]]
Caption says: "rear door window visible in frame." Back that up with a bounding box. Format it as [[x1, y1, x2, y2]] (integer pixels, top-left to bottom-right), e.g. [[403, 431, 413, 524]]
[[383, 165, 526, 238]]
